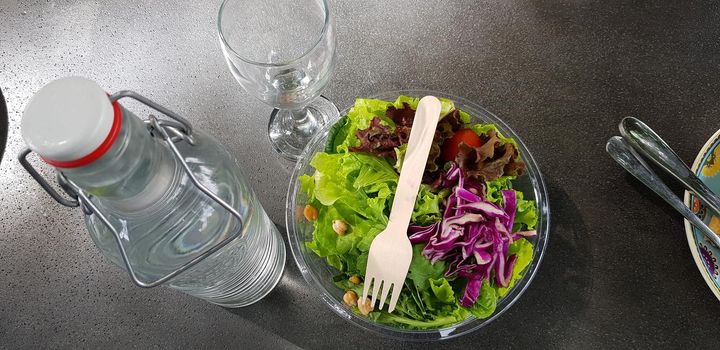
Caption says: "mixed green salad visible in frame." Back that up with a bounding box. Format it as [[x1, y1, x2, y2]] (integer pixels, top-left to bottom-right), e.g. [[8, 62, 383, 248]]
[[299, 96, 538, 330]]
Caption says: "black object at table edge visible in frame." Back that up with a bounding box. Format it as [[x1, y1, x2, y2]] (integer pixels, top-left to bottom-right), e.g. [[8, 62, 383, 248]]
[[0, 88, 8, 163]]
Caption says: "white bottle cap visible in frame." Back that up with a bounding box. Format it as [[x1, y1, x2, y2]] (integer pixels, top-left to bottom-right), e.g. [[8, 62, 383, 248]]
[[22, 76, 117, 167]]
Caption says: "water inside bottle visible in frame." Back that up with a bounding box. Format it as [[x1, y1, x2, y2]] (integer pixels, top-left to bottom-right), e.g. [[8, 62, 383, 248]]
[[79, 109, 285, 307]]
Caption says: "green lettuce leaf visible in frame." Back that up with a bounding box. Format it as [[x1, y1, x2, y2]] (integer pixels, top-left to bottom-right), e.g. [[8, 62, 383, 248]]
[[495, 238, 534, 297], [429, 278, 455, 304], [370, 311, 465, 329], [334, 274, 363, 296], [438, 99, 456, 118], [411, 185, 444, 225], [298, 174, 315, 201], [304, 152, 397, 274], [515, 191, 538, 230], [325, 116, 349, 154], [458, 109, 472, 124], [334, 98, 395, 154], [467, 281, 497, 319], [310, 152, 395, 222], [393, 144, 407, 173], [408, 244, 446, 291], [485, 176, 514, 205], [326, 255, 343, 270], [367, 283, 469, 330]]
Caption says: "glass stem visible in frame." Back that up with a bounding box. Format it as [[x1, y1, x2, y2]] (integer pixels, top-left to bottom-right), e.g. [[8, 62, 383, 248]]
[[281, 108, 313, 133]]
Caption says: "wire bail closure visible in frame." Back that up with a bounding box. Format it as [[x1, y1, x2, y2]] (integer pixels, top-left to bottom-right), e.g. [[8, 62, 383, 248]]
[[18, 91, 245, 288]]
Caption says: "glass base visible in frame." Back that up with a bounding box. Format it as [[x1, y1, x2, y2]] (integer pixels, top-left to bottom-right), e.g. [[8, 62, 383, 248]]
[[268, 95, 339, 161]]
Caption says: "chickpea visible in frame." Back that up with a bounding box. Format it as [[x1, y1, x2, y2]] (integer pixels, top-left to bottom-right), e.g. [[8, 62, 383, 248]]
[[343, 290, 358, 306], [332, 219, 348, 235], [303, 205, 318, 221], [358, 298, 373, 315], [348, 275, 361, 285]]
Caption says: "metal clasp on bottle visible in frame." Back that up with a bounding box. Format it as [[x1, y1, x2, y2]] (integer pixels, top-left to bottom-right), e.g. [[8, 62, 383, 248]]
[[18, 91, 245, 288]]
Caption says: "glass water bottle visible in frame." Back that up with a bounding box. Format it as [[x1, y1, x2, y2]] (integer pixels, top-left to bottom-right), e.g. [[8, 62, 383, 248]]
[[20, 76, 285, 307]]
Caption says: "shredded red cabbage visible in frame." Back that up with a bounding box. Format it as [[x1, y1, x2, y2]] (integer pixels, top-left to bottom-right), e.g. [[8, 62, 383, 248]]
[[408, 162, 529, 308]]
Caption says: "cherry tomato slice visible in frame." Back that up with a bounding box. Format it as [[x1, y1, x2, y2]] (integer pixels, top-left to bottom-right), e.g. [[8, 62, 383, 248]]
[[441, 129, 483, 163]]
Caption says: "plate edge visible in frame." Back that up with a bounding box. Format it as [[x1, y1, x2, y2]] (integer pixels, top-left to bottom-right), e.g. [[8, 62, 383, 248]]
[[683, 128, 720, 301]]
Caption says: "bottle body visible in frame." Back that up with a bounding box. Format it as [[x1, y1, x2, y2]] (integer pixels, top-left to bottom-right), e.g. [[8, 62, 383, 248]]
[[75, 106, 285, 307]]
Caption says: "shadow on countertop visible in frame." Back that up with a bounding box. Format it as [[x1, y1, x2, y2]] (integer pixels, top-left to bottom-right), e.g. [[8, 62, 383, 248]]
[[510, 180, 595, 346], [222, 226, 344, 349]]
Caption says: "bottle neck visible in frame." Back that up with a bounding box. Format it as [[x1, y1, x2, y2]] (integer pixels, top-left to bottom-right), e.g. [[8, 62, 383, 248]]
[[59, 106, 179, 211]]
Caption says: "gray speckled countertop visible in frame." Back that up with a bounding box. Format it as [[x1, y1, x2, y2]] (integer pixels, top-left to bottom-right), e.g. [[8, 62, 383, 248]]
[[2, 0, 720, 348]]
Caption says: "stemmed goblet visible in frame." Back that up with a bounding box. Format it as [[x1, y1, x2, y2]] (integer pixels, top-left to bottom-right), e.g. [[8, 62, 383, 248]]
[[218, 0, 338, 161]]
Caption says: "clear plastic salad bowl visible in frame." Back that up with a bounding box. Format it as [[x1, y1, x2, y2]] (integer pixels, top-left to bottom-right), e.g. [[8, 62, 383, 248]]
[[285, 90, 550, 341]]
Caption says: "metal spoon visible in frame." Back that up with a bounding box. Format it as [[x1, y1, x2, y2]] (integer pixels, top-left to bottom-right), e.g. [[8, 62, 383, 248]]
[[606, 136, 720, 247], [619, 117, 720, 215]]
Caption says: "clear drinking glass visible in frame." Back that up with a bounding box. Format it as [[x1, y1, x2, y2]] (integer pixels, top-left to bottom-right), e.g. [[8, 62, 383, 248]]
[[218, 0, 338, 161]]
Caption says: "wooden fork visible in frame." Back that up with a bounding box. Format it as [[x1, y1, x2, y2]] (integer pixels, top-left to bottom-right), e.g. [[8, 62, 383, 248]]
[[360, 96, 442, 313]]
